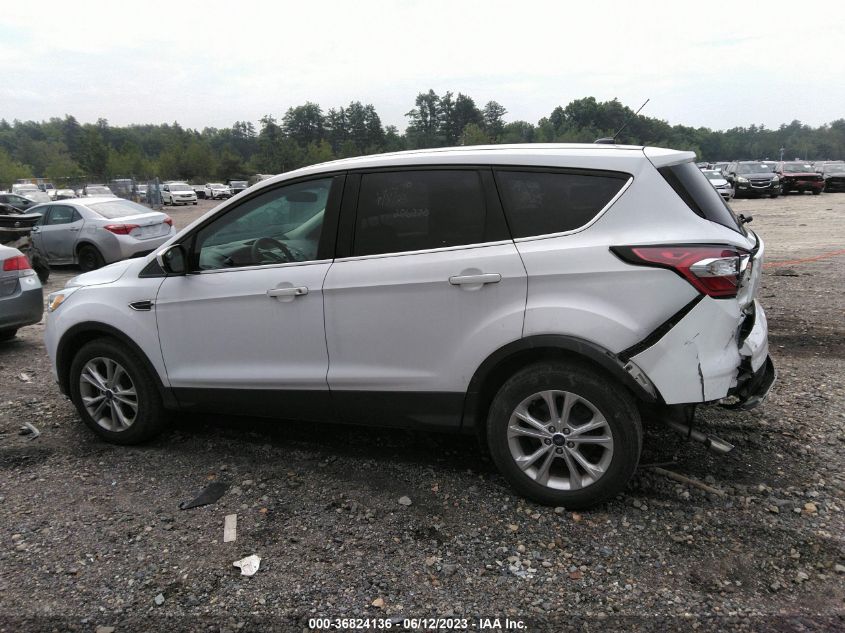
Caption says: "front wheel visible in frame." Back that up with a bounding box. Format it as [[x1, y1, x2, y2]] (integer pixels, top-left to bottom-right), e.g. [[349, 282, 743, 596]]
[[0, 329, 18, 341], [770, 193, 779, 198], [69, 338, 166, 444], [487, 361, 642, 508], [812, 189, 821, 195]]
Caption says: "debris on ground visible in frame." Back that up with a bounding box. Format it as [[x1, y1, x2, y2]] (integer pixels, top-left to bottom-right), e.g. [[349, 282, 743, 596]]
[[398, 496, 412, 506], [18, 422, 40, 440], [17, 372, 31, 382], [179, 481, 229, 510], [154, 593, 164, 606], [223, 513, 237, 543], [232, 554, 261, 576]]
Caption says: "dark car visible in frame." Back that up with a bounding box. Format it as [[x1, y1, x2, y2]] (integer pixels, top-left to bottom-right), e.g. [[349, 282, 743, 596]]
[[820, 162, 845, 192], [228, 180, 248, 195], [775, 161, 824, 195], [0, 193, 39, 212], [724, 161, 781, 198]]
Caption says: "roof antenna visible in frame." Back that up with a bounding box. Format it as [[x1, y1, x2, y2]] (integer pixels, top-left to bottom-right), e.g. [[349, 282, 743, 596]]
[[595, 98, 650, 145]]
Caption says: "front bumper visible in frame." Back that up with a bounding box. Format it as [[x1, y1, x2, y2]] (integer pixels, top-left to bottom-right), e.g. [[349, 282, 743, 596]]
[[783, 178, 824, 192], [735, 181, 779, 196]]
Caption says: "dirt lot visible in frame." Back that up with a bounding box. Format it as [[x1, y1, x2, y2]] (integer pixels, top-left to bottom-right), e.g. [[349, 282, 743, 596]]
[[1, 194, 843, 632]]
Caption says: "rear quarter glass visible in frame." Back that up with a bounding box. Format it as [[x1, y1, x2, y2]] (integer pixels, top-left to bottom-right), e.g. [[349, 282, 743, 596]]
[[658, 162, 743, 233], [494, 170, 628, 239]]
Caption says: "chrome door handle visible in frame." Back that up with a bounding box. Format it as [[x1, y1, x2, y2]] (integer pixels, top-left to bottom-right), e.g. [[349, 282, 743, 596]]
[[69, 227, 80, 232], [266, 286, 308, 298], [449, 273, 502, 286]]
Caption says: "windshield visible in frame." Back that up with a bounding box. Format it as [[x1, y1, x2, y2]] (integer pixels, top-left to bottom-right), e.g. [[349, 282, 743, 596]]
[[170, 184, 191, 192], [782, 163, 814, 173], [824, 163, 845, 173], [87, 186, 113, 195], [702, 171, 724, 181], [88, 199, 153, 219], [230, 181, 247, 187], [138, 185, 148, 192], [208, 183, 225, 188], [736, 163, 772, 174]]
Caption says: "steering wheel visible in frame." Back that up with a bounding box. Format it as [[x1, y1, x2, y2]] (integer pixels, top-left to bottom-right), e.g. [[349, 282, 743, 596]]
[[250, 236, 295, 264]]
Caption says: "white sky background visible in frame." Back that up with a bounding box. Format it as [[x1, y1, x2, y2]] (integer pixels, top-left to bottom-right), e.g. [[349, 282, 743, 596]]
[[1, 0, 842, 132]]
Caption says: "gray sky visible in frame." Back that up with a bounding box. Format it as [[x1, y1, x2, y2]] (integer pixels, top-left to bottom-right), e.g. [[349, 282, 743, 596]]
[[1, 0, 842, 132]]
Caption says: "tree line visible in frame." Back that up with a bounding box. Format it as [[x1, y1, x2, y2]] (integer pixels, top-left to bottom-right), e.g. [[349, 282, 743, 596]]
[[1, 92, 844, 188]]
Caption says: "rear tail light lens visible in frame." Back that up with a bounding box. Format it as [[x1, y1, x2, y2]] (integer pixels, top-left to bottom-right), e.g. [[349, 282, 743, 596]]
[[163, 216, 173, 227], [104, 223, 140, 235], [612, 245, 749, 298], [3, 254, 32, 272]]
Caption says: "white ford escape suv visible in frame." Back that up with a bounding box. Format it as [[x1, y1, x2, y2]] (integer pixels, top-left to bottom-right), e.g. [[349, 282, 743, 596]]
[[44, 144, 775, 508]]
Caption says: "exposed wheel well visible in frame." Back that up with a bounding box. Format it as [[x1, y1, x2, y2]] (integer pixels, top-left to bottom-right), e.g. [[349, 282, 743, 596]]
[[462, 338, 657, 446]]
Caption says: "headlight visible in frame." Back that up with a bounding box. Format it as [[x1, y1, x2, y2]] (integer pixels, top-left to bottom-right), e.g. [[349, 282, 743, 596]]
[[47, 286, 81, 312], [771, 176, 779, 183], [738, 176, 749, 183]]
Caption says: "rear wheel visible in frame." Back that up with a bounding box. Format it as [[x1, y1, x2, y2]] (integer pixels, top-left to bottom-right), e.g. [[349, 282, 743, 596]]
[[770, 193, 779, 198], [78, 244, 104, 272], [812, 189, 821, 195], [69, 338, 166, 444], [487, 361, 642, 508]]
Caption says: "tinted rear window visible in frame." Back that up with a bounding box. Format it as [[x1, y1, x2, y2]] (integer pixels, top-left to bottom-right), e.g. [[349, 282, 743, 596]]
[[353, 170, 487, 256], [494, 170, 628, 238], [658, 162, 742, 233], [88, 199, 151, 219]]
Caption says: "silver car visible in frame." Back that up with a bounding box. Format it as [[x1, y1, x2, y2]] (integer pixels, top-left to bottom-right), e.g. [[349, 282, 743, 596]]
[[702, 169, 734, 201], [0, 244, 43, 341], [29, 197, 176, 271]]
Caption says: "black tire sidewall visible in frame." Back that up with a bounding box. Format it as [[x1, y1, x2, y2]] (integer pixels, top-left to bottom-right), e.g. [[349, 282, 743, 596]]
[[68, 339, 165, 444], [487, 362, 642, 509], [78, 245, 104, 271]]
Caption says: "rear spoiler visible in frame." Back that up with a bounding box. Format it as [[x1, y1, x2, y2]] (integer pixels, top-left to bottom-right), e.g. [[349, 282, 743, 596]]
[[644, 147, 697, 169]]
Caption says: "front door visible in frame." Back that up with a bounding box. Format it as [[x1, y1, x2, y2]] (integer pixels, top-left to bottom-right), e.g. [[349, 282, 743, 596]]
[[155, 175, 343, 421]]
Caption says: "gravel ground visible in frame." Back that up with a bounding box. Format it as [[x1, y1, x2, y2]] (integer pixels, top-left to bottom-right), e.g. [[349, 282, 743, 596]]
[[0, 194, 843, 632]]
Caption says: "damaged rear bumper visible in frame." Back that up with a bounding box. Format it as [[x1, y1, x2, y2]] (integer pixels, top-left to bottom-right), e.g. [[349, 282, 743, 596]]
[[627, 297, 773, 406], [723, 355, 776, 410]]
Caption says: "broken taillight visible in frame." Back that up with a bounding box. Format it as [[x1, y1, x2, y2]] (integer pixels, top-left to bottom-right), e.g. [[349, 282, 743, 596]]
[[611, 245, 749, 298]]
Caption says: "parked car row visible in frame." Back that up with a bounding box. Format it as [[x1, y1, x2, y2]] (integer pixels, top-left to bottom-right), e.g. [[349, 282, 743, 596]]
[[701, 160, 845, 195]]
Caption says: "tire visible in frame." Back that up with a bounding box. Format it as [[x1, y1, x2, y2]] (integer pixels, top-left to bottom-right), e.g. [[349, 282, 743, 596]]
[[770, 194, 779, 198], [31, 252, 50, 283], [486, 361, 642, 508], [0, 329, 18, 341], [812, 189, 821, 195], [68, 338, 166, 444], [77, 244, 105, 272], [193, 201, 197, 205]]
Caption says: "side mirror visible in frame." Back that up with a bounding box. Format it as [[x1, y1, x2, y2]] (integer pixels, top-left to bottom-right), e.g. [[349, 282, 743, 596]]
[[157, 244, 187, 275]]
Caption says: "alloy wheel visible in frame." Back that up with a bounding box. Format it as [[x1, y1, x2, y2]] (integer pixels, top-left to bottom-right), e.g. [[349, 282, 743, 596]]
[[78, 357, 138, 432], [507, 390, 614, 491]]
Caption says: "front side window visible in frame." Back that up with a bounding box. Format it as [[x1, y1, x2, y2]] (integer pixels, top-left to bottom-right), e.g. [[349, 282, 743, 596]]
[[353, 170, 486, 256], [194, 178, 331, 270], [495, 170, 628, 239]]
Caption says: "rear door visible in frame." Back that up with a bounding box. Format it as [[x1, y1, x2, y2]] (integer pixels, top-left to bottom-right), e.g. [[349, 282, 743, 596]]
[[323, 168, 526, 429]]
